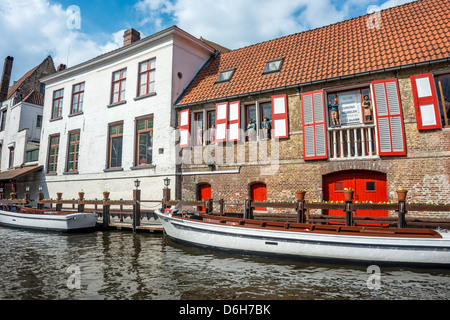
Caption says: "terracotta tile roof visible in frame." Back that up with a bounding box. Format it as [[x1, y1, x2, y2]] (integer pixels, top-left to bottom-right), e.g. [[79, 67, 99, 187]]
[[22, 90, 44, 106], [176, 0, 450, 106]]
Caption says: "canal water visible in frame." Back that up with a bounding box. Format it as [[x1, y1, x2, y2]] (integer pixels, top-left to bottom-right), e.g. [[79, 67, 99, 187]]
[[0, 227, 449, 300]]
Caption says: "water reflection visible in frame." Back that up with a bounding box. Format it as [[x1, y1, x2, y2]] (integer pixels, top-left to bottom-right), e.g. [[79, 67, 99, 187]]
[[0, 227, 448, 300]]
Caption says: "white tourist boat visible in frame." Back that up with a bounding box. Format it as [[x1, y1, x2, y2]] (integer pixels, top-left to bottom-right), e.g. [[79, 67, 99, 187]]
[[156, 208, 450, 267], [0, 206, 97, 232]]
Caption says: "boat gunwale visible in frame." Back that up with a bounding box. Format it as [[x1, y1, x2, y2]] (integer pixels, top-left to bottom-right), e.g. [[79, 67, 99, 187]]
[[170, 213, 443, 239]]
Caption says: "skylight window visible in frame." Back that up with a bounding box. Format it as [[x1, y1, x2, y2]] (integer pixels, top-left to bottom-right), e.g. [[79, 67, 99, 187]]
[[216, 69, 235, 83], [263, 58, 284, 74]]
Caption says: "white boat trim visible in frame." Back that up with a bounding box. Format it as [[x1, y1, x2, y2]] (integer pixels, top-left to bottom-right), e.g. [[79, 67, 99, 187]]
[[156, 210, 450, 267], [0, 209, 98, 232]]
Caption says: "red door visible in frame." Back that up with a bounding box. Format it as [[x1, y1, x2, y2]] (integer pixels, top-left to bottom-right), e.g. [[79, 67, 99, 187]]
[[197, 184, 211, 212], [323, 170, 388, 224], [251, 183, 267, 211]]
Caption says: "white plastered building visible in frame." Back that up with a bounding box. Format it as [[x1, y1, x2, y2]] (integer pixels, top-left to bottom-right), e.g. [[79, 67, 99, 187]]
[[39, 26, 216, 201]]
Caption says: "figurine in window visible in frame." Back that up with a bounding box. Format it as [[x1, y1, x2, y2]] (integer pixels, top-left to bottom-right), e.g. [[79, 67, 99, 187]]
[[328, 98, 340, 127], [261, 116, 271, 140], [209, 125, 215, 144], [362, 95, 373, 122], [247, 120, 256, 141]]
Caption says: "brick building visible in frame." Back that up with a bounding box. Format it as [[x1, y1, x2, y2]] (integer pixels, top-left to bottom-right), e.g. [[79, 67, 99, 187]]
[[174, 0, 450, 219]]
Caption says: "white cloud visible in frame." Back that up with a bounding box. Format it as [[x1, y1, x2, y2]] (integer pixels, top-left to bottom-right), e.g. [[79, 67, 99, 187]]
[[0, 0, 123, 81], [134, 0, 416, 50]]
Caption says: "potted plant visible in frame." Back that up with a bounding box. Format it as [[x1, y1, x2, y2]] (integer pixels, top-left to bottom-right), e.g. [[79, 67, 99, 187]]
[[343, 188, 354, 201], [56, 192, 63, 199], [103, 191, 110, 199], [78, 191, 85, 199], [296, 189, 307, 201], [396, 188, 408, 201]]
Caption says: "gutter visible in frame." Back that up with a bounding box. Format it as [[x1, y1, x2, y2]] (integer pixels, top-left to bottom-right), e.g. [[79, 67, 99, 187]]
[[41, 26, 216, 84], [175, 57, 450, 108], [176, 167, 241, 176]]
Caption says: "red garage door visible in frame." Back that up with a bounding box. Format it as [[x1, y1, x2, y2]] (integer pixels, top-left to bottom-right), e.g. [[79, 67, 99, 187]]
[[197, 183, 211, 212], [323, 170, 388, 224]]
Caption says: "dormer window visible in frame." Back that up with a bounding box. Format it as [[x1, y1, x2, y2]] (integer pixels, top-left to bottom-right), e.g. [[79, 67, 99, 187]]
[[216, 69, 235, 83], [263, 58, 284, 74]]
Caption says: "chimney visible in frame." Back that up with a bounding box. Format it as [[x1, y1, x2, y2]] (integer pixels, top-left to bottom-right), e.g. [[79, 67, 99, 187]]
[[0, 56, 14, 102], [123, 28, 141, 46], [57, 64, 66, 72]]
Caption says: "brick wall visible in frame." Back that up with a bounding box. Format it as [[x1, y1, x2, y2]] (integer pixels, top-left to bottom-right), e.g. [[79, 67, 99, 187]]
[[180, 62, 450, 220]]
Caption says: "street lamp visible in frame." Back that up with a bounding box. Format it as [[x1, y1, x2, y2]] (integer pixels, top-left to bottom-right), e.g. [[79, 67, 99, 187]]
[[25, 186, 30, 192], [134, 179, 141, 189], [164, 177, 170, 189], [38, 185, 43, 192]]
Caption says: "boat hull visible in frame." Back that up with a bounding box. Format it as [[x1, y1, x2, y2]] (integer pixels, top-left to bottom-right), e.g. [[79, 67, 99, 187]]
[[156, 211, 450, 267], [0, 210, 98, 232]]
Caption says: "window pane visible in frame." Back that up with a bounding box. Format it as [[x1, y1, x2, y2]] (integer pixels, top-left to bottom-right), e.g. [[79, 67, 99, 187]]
[[140, 73, 147, 86], [118, 124, 123, 135], [138, 132, 152, 165], [113, 71, 120, 81], [137, 119, 145, 131], [110, 136, 123, 168], [149, 59, 155, 69], [264, 59, 283, 73], [140, 62, 148, 73], [148, 82, 155, 94], [261, 102, 272, 126], [247, 105, 256, 123], [147, 117, 153, 129], [366, 182, 376, 191]]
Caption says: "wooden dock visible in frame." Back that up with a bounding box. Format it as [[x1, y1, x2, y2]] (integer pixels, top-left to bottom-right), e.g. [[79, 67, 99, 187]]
[[96, 216, 164, 233]]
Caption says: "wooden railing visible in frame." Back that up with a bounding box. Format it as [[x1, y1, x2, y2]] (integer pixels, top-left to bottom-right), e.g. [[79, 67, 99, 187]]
[[328, 124, 378, 159], [164, 198, 450, 229]]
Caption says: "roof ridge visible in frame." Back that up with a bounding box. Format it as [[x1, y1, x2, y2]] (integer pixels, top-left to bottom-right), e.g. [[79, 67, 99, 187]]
[[221, 0, 422, 55]]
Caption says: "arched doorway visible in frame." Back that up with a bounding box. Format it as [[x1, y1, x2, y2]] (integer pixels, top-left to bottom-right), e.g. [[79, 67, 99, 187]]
[[323, 170, 388, 224], [250, 183, 267, 211], [197, 183, 211, 212]]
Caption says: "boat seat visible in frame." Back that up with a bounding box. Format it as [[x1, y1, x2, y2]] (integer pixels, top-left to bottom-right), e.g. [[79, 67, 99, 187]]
[[188, 215, 203, 221]]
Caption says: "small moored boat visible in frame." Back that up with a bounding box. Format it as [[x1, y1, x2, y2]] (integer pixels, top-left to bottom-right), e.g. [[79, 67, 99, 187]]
[[156, 208, 450, 267], [0, 205, 97, 232]]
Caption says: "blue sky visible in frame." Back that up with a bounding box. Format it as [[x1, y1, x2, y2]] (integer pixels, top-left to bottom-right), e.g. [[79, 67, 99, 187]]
[[1, 0, 415, 83]]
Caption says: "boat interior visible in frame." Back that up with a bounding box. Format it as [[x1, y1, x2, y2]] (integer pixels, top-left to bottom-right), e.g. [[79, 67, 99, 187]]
[[172, 212, 443, 239]]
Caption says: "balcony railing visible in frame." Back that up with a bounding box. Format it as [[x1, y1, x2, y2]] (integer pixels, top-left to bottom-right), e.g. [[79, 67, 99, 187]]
[[328, 124, 378, 160]]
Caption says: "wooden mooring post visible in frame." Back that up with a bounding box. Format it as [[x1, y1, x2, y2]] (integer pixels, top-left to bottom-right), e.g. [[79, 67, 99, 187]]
[[344, 200, 353, 227], [397, 199, 407, 228], [103, 199, 110, 230], [132, 189, 141, 232], [244, 199, 254, 220], [297, 200, 306, 223]]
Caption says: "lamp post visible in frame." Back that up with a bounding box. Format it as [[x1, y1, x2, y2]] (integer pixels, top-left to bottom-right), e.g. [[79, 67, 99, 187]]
[[163, 177, 171, 205], [134, 179, 140, 190], [133, 179, 141, 230], [0, 187, 3, 200], [25, 186, 30, 203], [37, 185, 44, 209]]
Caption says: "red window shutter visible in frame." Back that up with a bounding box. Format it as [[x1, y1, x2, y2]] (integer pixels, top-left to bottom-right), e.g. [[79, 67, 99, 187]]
[[301, 90, 328, 160], [179, 109, 190, 148], [215, 102, 228, 142], [271, 94, 289, 139], [228, 101, 241, 141], [410, 73, 441, 130], [372, 79, 406, 156]]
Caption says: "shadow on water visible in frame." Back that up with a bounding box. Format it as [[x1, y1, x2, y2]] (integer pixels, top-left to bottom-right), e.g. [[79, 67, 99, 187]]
[[0, 227, 448, 300]]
